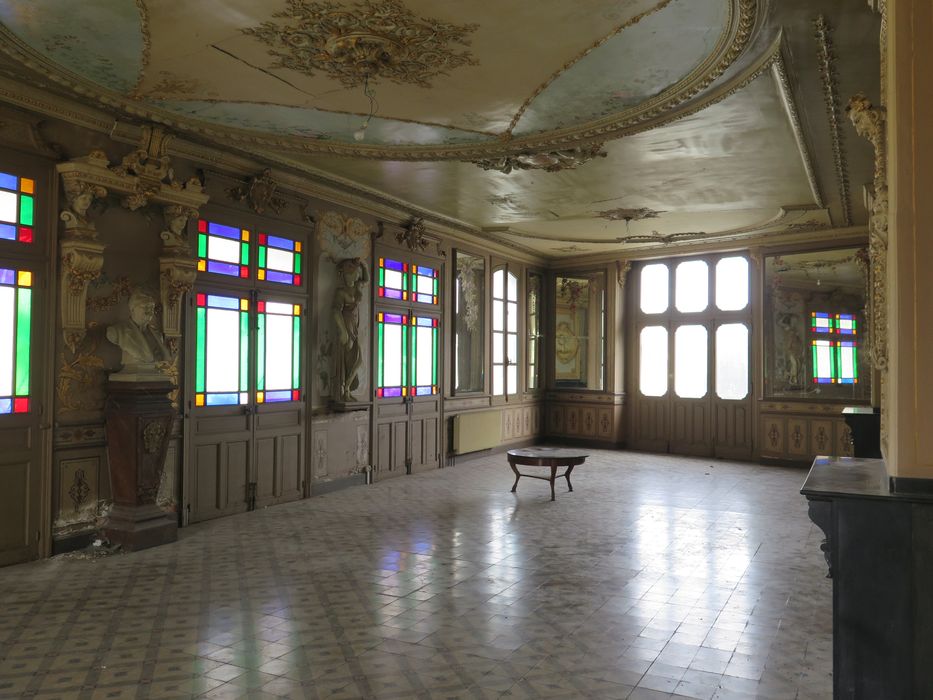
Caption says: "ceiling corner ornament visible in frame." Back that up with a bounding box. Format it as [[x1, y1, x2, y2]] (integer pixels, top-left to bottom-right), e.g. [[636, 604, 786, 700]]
[[226, 169, 288, 215], [847, 92, 887, 373], [597, 207, 664, 222], [240, 0, 480, 89], [814, 16, 853, 227], [396, 217, 428, 250], [473, 143, 607, 174]]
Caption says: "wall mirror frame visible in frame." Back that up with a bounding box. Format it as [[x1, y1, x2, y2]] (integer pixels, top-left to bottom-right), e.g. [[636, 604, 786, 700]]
[[452, 248, 485, 394], [553, 270, 606, 391], [763, 246, 871, 402], [526, 269, 544, 393]]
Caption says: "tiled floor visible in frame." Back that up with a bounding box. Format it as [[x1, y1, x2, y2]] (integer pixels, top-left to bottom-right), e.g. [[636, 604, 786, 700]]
[[0, 450, 832, 699]]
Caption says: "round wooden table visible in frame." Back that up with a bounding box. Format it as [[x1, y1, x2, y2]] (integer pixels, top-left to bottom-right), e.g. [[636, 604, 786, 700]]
[[506, 447, 589, 501]]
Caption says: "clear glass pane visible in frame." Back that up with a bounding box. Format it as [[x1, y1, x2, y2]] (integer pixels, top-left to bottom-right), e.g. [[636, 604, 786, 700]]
[[507, 272, 517, 302], [715, 257, 749, 311], [492, 365, 504, 396], [266, 248, 293, 272], [384, 268, 403, 291], [715, 323, 748, 400], [506, 333, 517, 363], [492, 300, 503, 331], [417, 273, 433, 295], [206, 307, 240, 392], [813, 340, 833, 382], [265, 313, 293, 390], [493, 332, 503, 363], [208, 235, 241, 264], [415, 325, 433, 386], [675, 260, 709, 313], [639, 326, 668, 397], [839, 342, 857, 383], [507, 302, 518, 332], [0, 285, 13, 396], [640, 264, 669, 314], [492, 268, 504, 299], [506, 365, 517, 394], [0, 191, 16, 223], [382, 323, 403, 387], [675, 325, 708, 398]]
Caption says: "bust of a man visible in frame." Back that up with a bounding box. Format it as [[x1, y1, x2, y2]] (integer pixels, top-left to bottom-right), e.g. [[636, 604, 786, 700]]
[[106, 290, 171, 382]]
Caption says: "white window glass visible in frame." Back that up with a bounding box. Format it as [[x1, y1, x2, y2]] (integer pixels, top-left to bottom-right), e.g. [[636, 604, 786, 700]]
[[206, 306, 240, 392], [493, 333, 503, 363], [507, 273, 517, 301], [0, 285, 13, 395], [813, 340, 833, 381], [384, 268, 403, 290], [383, 323, 403, 387], [506, 365, 517, 394], [266, 248, 293, 272], [640, 264, 669, 314], [506, 334, 517, 365], [839, 343, 856, 382], [265, 313, 293, 390], [715, 257, 749, 311], [492, 366, 504, 395], [492, 269, 503, 298], [208, 235, 242, 264], [418, 275, 433, 295], [675, 260, 709, 313], [0, 190, 17, 223], [415, 326, 433, 386], [507, 301, 518, 332], [715, 323, 749, 400], [264, 301, 293, 315], [639, 326, 668, 397], [674, 325, 708, 398], [492, 300, 503, 331]]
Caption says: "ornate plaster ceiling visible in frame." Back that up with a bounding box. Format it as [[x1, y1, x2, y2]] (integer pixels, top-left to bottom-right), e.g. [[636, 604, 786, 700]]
[[0, 0, 882, 258]]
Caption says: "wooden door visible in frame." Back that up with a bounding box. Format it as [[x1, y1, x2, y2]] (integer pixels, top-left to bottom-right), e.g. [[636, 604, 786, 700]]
[[373, 309, 410, 480]]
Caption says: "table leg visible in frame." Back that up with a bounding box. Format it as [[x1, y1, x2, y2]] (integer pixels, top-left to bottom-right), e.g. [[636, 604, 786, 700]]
[[509, 458, 521, 493], [550, 465, 557, 501], [565, 464, 574, 492]]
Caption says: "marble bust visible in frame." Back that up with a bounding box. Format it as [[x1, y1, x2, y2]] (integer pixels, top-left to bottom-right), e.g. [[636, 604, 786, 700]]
[[106, 290, 171, 382]]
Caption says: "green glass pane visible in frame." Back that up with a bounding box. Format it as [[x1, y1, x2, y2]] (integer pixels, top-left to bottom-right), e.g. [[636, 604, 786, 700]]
[[205, 305, 240, 393], [294, 252, 302, 274], [414, 324, 433, 387], [195, 308, 206, 392], [852, 347, 859, 379], [411, 325, 417, 388], [240, 242, 249, 265], [433, 277, 438, 298], [401, 322, 407, 386], [432, 326, 437, 385], [378, 268, 384, 287], [0, 286, 13, 397], [19, 195, 33, 226], [376, 321, 384, 388], [264, 312, 294, 391], [292, 315, 300, 389], [198, 233, 207, 259], [239, 310, 249, 391], [14, 288, 30, 395], [256, 313, 266, 390], [258, 247, 267, 269]]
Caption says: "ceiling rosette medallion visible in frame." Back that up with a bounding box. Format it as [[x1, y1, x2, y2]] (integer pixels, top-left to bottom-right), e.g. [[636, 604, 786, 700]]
[[596, 207, 664, 222], [473, 143, 607, 174], [241, 0, 480, 88]]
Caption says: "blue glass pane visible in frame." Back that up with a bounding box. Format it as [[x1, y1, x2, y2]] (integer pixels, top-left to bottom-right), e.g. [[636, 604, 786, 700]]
[[207, 222, 241, 239], [206, 392, 240, 406], [0, 223, 15, 241], [0, 268, 13, 285], [206, 294, 240, 310], [0, 398, 11, 413], [266, 234, 293, 250], [383, 387, 402, 397], [415, 317, 434, 327], [207, 261, 241, 277], [266, 270, 293, 284], [383, 259, 404, 271], [415, 386, 433, 396], [0, 173, 16, 190], [265, 390, 293, 402]]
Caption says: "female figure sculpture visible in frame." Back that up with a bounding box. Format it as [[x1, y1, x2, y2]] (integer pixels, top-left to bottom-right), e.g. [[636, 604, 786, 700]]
[[333, 258, 368, 402]]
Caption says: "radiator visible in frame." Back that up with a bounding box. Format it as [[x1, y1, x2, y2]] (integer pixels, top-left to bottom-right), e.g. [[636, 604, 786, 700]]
[[453, 410, 502, 454]]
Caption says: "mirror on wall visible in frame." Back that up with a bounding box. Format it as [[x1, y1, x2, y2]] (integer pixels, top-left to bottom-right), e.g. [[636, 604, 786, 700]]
[[764, 247, 870, 401], [554, 271, 605, 390], [527, 271, 543, 391], [453, 250, 485, 393]]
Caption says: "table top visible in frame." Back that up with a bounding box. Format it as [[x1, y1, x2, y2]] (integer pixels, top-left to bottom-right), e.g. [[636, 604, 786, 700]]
[[507, 447, 589, 460]]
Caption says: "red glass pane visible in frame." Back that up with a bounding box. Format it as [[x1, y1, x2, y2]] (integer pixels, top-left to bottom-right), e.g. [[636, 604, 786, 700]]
[[239, 266, 249, 278], [257, 301, 265, 312], [294, 274, 301, 286], [18, 227, 32, 242], [13, 397, 28, 413], [198, 219, 207, 232], [196, 293, 206, 306], [291, 389, 300, 401], [259, 233, 267, 244]]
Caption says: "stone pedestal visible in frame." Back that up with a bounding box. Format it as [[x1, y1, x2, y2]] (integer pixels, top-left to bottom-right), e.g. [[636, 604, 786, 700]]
[[104, 380, 177, 551]]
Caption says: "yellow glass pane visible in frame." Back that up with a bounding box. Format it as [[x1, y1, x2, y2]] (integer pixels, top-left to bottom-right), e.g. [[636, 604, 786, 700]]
[[257, 391, 265, 403], [240, 299, 249, 310], [242, 230, 250, 241], [195, 394, 205, 406], [293, 304, 301, 315], [20, 178, 34, 194], [17, 270, 31, 287], [197, 260, 206, 271], [294, 241, 302, 252]]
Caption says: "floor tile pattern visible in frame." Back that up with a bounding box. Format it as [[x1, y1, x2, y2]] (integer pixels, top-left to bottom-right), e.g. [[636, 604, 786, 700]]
[[0, 450, 832, 699]]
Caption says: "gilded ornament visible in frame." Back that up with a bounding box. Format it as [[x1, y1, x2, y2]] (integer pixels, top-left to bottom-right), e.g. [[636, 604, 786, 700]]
[[814, 16, 852, 226], [396, 217, 428, 250], [597, 207, 663, 222], [241, 0, 479, 88], [474, 143, 607, 174], [226, 168, 287, 215]]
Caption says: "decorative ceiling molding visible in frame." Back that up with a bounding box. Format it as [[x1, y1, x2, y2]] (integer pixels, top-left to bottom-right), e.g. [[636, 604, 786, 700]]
[[472, 143, 607, 174], [0, 0, 760, 160], [226, 168, 288, 215], [240, 0, 480, 89], [813, 15, 852, 226], [595, 207, 664, 222], [130, 0, 151, 98]]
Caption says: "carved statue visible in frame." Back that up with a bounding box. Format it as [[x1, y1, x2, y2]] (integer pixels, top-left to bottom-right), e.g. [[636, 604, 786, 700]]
[[161, 203, 197, 253], [333, 258, 369, 402], [106, 290, 171, 382]]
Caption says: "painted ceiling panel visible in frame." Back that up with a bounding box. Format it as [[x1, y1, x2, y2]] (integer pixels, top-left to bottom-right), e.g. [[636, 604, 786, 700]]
[[0, 1, 143, 93], [513, 0, 728, 136]]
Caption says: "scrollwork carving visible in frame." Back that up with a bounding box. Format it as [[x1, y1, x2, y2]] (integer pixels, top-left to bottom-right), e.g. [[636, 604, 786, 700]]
[[60, 241, 106, 352], [159, 257, 198, 339], [814, 16, 852, 227], [473, 143, 607, 174], [226, 168, 288, 215], [396, 217, 428, 251]]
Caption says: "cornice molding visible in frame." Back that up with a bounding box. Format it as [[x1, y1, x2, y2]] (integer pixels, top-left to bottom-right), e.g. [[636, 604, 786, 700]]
[[772, 55, 824, 208], [0, 0, 760, 160]]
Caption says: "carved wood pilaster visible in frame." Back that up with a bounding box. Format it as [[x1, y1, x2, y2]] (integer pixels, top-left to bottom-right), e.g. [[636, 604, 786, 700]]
[[159, 257, 197, 340], [60, 239, 106, 352]]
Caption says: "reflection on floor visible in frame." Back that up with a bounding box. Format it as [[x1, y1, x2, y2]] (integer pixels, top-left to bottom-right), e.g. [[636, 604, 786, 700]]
[[0, 450, 831, 699]]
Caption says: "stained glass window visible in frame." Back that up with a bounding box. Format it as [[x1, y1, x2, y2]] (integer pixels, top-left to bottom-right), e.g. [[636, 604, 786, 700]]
[[411, 264, 439, 305], [810, 311, 859, 384], [0, 268, 31, 413], [377, 257, 408, 301], [197, 219, 250, 279], [811, 312, 833, 333], [376, 312, 407, 398], [0, 171, 35, 244], [838, 341, 858, 384], [836, 314, 857, 335], [811, 339, 835, 384], [411, 315, 438, 396], [257, 301, 301, 403], [195, 293, 250, 406], [258, 233, 302, 286]]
